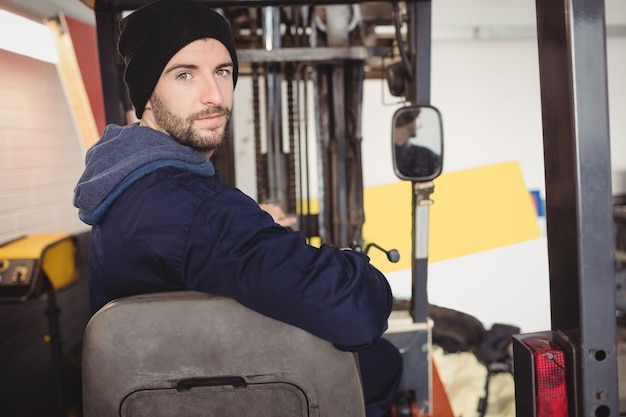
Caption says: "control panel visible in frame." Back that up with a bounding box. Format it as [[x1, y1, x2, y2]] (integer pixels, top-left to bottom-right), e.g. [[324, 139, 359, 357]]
[[0, 258, 38, 299], [0, 233, 75, 302]]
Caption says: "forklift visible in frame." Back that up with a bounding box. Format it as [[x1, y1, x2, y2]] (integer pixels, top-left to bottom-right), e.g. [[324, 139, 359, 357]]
[[80, 0, 620, 416]]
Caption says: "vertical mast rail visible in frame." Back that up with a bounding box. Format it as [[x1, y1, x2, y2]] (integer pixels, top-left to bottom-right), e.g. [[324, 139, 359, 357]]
[[535, 0, 619, 414]]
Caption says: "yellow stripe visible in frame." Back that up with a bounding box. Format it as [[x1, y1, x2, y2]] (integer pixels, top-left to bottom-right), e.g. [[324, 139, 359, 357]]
[[363, 161, 541, 272]]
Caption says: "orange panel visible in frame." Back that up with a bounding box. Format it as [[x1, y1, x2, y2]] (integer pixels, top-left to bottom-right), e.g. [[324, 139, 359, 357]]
[[430, 361, 455, 417], [63, 14, 106, 134]]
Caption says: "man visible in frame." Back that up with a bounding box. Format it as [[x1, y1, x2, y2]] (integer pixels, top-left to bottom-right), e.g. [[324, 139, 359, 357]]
[[73, 1, 401, 416]]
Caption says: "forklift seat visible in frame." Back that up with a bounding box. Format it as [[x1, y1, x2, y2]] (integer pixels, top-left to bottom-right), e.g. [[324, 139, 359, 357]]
[[82, 291, 365, 416]]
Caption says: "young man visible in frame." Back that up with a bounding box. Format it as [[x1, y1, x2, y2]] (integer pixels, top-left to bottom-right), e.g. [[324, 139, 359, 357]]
[[73, 1, 401, 415]]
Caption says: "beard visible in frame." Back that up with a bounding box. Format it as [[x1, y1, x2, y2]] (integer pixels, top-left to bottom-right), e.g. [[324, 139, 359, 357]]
[[150, 93, 231, 152]]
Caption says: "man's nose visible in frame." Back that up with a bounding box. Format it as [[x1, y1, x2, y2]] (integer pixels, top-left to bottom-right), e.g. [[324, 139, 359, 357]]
[[199, 76, 223, 105]]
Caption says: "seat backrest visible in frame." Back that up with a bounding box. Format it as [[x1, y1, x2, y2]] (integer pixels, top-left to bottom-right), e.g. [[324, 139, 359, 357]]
[[82, 291, 365, 417]]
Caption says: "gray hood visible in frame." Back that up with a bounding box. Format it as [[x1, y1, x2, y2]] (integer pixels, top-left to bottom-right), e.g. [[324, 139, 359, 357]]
[[73, 123, 214, 225]]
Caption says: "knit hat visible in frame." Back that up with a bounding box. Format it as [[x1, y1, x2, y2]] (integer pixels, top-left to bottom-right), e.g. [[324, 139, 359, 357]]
[[118, 0, 239, 119]]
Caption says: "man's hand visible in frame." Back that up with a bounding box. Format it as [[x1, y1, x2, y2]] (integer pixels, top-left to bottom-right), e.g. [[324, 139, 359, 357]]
[[259, 203, 297, 228]]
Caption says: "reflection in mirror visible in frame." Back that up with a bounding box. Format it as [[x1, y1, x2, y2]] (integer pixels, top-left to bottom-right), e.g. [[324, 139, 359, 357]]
[[392, 105, 443, 181]]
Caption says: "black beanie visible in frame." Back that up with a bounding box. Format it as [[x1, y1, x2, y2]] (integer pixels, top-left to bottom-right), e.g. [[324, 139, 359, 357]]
[[118, 0, 239, 119]]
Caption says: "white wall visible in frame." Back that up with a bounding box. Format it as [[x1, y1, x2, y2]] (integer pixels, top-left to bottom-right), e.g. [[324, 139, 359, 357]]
[[427, 0, 626, 195], [608, 37, 626, 192]]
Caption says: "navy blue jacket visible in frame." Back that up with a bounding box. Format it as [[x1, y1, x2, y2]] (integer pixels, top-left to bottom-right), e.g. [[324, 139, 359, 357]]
[[74, 123, 393, 351]]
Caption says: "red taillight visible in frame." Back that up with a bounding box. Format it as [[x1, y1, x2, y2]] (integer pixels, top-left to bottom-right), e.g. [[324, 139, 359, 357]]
[[525, 337, 569, 417]]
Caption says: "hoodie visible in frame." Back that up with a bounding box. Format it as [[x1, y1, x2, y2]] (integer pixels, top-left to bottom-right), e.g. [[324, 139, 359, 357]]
[[73, 123, 393, 351]]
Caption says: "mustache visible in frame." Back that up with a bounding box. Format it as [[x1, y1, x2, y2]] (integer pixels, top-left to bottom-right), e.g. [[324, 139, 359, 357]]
[[189, 106, 231, 121]]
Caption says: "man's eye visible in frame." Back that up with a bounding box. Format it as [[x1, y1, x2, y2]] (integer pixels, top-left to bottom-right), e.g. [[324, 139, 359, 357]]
[[177, 72, 192, 81], [216, 68, 231, 77]]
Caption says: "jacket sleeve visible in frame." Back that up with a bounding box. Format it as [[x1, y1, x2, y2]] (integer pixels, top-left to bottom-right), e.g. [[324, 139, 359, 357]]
[[181, 187, 394, 351]]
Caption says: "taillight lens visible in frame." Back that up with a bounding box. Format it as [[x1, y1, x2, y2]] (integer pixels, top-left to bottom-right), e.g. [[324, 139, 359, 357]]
[[524, 337, 569, 417]]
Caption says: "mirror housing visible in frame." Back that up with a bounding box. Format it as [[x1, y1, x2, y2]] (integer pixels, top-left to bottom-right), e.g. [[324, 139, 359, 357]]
[[392, 105, 443, 182]]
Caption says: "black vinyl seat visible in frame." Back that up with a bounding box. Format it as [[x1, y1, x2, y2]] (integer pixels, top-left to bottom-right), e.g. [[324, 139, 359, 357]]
[[82, 291, 365, 416]]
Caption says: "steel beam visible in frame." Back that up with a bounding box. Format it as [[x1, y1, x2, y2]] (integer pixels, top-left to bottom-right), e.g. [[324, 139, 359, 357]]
[[88, 0, 371, 11], [535, 0, 619, 414], [236, 46, 389, 64], [94, 7, 126, 125]]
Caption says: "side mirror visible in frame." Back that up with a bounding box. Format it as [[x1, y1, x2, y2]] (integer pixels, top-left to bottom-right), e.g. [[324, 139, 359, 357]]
[[392, 105, 443, 182]]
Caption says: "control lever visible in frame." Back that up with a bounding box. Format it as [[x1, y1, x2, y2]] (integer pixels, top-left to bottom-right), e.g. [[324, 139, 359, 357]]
[[364, 242, 400, 263]]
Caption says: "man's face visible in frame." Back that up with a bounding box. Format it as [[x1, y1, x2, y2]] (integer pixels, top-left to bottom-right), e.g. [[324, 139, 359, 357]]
[[142, 38, 235, 154]]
